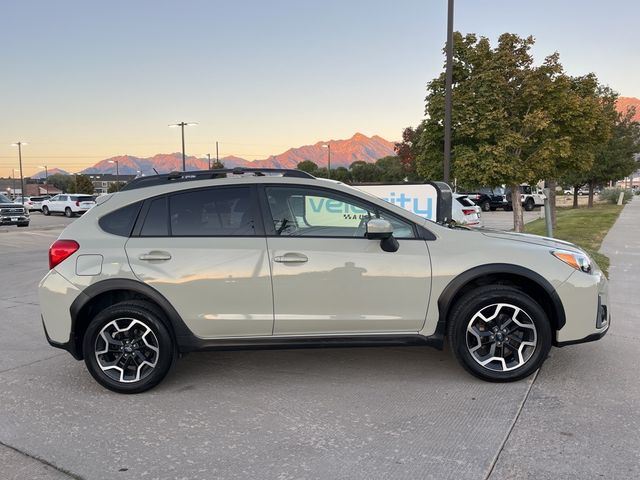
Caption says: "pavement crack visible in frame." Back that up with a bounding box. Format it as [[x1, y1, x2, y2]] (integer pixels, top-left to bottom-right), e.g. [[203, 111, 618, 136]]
[[483, 368, 540, 480], [0, 440, 85, 480], [0, 353, 66, 375]]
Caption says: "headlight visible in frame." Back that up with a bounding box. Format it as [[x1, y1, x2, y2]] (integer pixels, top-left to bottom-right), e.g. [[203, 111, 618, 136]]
[[551, 249, 592, 274]]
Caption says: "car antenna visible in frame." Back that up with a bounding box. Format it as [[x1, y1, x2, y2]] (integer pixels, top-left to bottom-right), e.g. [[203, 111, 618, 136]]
[[152, 168, 159, 175]]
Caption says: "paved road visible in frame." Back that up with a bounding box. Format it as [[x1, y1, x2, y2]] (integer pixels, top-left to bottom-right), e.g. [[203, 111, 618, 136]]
[[0, 210, 74, 233], [0, 202, 637, 479], [479, 209, 544, 231]]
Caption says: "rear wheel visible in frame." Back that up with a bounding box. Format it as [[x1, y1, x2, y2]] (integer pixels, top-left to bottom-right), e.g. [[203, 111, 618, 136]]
[[524, 199, 535, 211], [481, 200, 491, 212], [64, 207, 74, 217], [42, 206, 50, 216], [83, 302, 176, 393], [448, 286, 551, 382]]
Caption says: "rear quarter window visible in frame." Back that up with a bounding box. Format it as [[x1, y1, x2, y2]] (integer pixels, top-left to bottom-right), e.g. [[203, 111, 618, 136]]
[[98, 202, 143, 237]]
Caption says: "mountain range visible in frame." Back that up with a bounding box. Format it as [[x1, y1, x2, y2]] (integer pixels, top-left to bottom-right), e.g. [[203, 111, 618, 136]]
[[30, 96, 640, 178], [74, 133, 396, 176]]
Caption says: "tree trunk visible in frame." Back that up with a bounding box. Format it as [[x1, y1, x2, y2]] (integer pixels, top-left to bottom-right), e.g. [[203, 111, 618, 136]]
[[572, 185, 580, 209], [588, 181, 595, 208], [511, 183, 524, 232], [547, 179, 557, 229]]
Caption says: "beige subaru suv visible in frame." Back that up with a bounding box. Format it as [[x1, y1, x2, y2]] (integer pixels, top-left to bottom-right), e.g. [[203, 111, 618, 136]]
[[38, 168, 610, 393]]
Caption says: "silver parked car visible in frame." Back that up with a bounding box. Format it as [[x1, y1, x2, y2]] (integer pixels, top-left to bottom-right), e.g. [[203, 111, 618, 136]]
[[38, 168, 610, 393]]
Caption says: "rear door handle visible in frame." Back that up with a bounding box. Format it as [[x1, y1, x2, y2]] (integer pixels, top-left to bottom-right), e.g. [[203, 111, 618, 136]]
[[274, 253, 308, 264], [138, 251, 172, 261]]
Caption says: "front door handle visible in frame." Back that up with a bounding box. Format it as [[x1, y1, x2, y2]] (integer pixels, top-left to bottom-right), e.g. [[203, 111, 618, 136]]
[[274, 253, 308, 264], [138, 251, 172, 261]]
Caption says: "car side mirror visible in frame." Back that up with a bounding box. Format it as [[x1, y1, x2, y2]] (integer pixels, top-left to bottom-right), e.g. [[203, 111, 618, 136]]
[[365, 219, 399, 253], [365, 218, 393, 239]]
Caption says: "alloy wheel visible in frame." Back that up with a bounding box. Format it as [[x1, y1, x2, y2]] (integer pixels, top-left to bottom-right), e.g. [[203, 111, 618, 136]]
[[466, 303, 537, 372], [94, 318, 160, 383]]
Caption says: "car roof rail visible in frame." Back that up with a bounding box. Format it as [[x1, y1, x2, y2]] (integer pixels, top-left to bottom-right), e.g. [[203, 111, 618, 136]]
[[120, 167, 315, 191]]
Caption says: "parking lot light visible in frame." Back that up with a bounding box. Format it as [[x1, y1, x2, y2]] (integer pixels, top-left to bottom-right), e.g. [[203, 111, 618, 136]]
[[11, 142, 27, 204]]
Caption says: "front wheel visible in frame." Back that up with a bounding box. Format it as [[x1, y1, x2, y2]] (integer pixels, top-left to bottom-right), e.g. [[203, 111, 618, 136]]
[[83, 302, 176, 393], [42, 206, 50, 216], [64, 207, 74, 217], [447, 286, 552, 382], [524, 199, 535, 211], [481, 200, 491, 212]]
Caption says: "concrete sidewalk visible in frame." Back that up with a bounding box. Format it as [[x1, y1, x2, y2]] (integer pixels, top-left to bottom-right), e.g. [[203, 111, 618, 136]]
[[489, 197, 640, 479]]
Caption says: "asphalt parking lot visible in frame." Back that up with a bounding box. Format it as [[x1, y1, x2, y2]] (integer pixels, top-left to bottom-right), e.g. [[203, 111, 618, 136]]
[[1, 204, 638, 479]]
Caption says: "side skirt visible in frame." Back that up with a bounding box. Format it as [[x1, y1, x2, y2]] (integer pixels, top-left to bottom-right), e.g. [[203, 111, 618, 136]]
[[177, 333, 444, 354]]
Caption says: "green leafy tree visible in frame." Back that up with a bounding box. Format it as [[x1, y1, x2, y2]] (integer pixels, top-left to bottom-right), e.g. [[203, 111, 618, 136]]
[[375, 156, 406, 182], [394, 126, 424, 180], [415, 32, 613, 231], [107, 182, 127, 193], [332, 166, 352, 183], [297, 160, 319, 174], [350, 161, 381, 183], [47, 173, 74, 192], [68, 175, 95, 194]]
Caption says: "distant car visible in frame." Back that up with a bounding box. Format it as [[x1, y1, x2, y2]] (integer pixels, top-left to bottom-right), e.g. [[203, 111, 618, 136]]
[[563, 189, 573, 195], [42, 194, 96, 217], [0, 193, 30, 227], [453, 194, 482, 227], [462, 187, 510, 212], [506, 185, 546, 211], [24, 195, 50, 212], [13, 196, 36, 211]]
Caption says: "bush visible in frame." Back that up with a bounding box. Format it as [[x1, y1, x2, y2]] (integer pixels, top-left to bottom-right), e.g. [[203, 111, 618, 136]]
[[599, 188, 633, 204]]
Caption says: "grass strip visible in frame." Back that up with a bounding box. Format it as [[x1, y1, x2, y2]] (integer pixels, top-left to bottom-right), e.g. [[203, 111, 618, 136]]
[[524, 204, 623, 277]]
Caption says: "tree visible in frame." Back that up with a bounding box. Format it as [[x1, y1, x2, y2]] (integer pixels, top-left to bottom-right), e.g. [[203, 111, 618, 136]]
[[47, 173, 74, 192], [415, 32, 608, 231], [68, 175, 95, 194], [375, 156, 406, 182], [394, 126, 424, 179], [107, 182, 127, 193], [332, 166, 352, 183], [297, 160, 319, 174], [211, 160, 225, 169], [350, 161, 380, 183]]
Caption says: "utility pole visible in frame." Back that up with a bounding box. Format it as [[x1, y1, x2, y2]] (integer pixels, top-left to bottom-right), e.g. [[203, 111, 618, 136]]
[[207, 153, 211, 170], [216, 141, 219, 165], [322, 144, 331, 179], [443, 0, 454, 184], [168, 122, 197, 171], [11, 142, 27, 204], [12, 169, 16, 198]]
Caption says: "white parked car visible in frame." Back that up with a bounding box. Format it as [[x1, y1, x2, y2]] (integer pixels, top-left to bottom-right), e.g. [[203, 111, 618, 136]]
[[39, 168, 609, 393], [453, 194, 482, 227], [42, 194, 96, 217]]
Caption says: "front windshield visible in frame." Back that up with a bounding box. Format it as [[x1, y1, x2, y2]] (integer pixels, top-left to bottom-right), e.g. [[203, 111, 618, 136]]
[[493, 187, 506, 195], [0, 194, 12, 203]]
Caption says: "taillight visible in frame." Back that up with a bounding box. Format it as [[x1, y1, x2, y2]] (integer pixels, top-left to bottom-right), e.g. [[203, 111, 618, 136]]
[[462, 208, 475, 215], [49, 240, 79, 269], [76, 201, 80, 206]]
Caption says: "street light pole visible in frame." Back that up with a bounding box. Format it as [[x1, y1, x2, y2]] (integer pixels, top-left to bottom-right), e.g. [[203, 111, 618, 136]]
[[12, 169, 16, 198], [168, 122, 198, 172], [443, 0, 454, 184], [216, 141, 219, 165], [207, 153, 211, 170], [108, 160, 120, 190], [39, 165, 49, 195], [11, 142, 27, 204]]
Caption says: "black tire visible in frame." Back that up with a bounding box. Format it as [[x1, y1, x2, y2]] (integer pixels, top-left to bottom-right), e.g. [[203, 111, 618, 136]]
[[524, 199, 535, 211], [447, 286, 552, 382], [42, 206, 50, 216], [17, 222, 29, 227], [481, 200, 491, 212], [489, 207, 497, 212], [83, 301, 176, 394], [64, 207, 74, 218], [504, 205, 513, 211]]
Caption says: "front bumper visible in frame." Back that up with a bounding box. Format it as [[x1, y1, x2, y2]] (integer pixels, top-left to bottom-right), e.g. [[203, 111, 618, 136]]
[[554, 268, 610, 345], [0, 214, 29, 225]]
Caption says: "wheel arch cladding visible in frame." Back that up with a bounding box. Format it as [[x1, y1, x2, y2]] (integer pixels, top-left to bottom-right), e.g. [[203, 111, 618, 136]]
[[437, 264, 566, 334], [69, 279, 191, 360]]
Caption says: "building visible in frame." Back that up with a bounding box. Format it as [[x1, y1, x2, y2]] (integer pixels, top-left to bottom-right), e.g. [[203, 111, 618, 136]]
[[87, 173, 137, 194]]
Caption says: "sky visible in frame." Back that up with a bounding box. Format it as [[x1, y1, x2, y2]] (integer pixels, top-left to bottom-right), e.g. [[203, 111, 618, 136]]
[[1, 0, 638, 177]]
